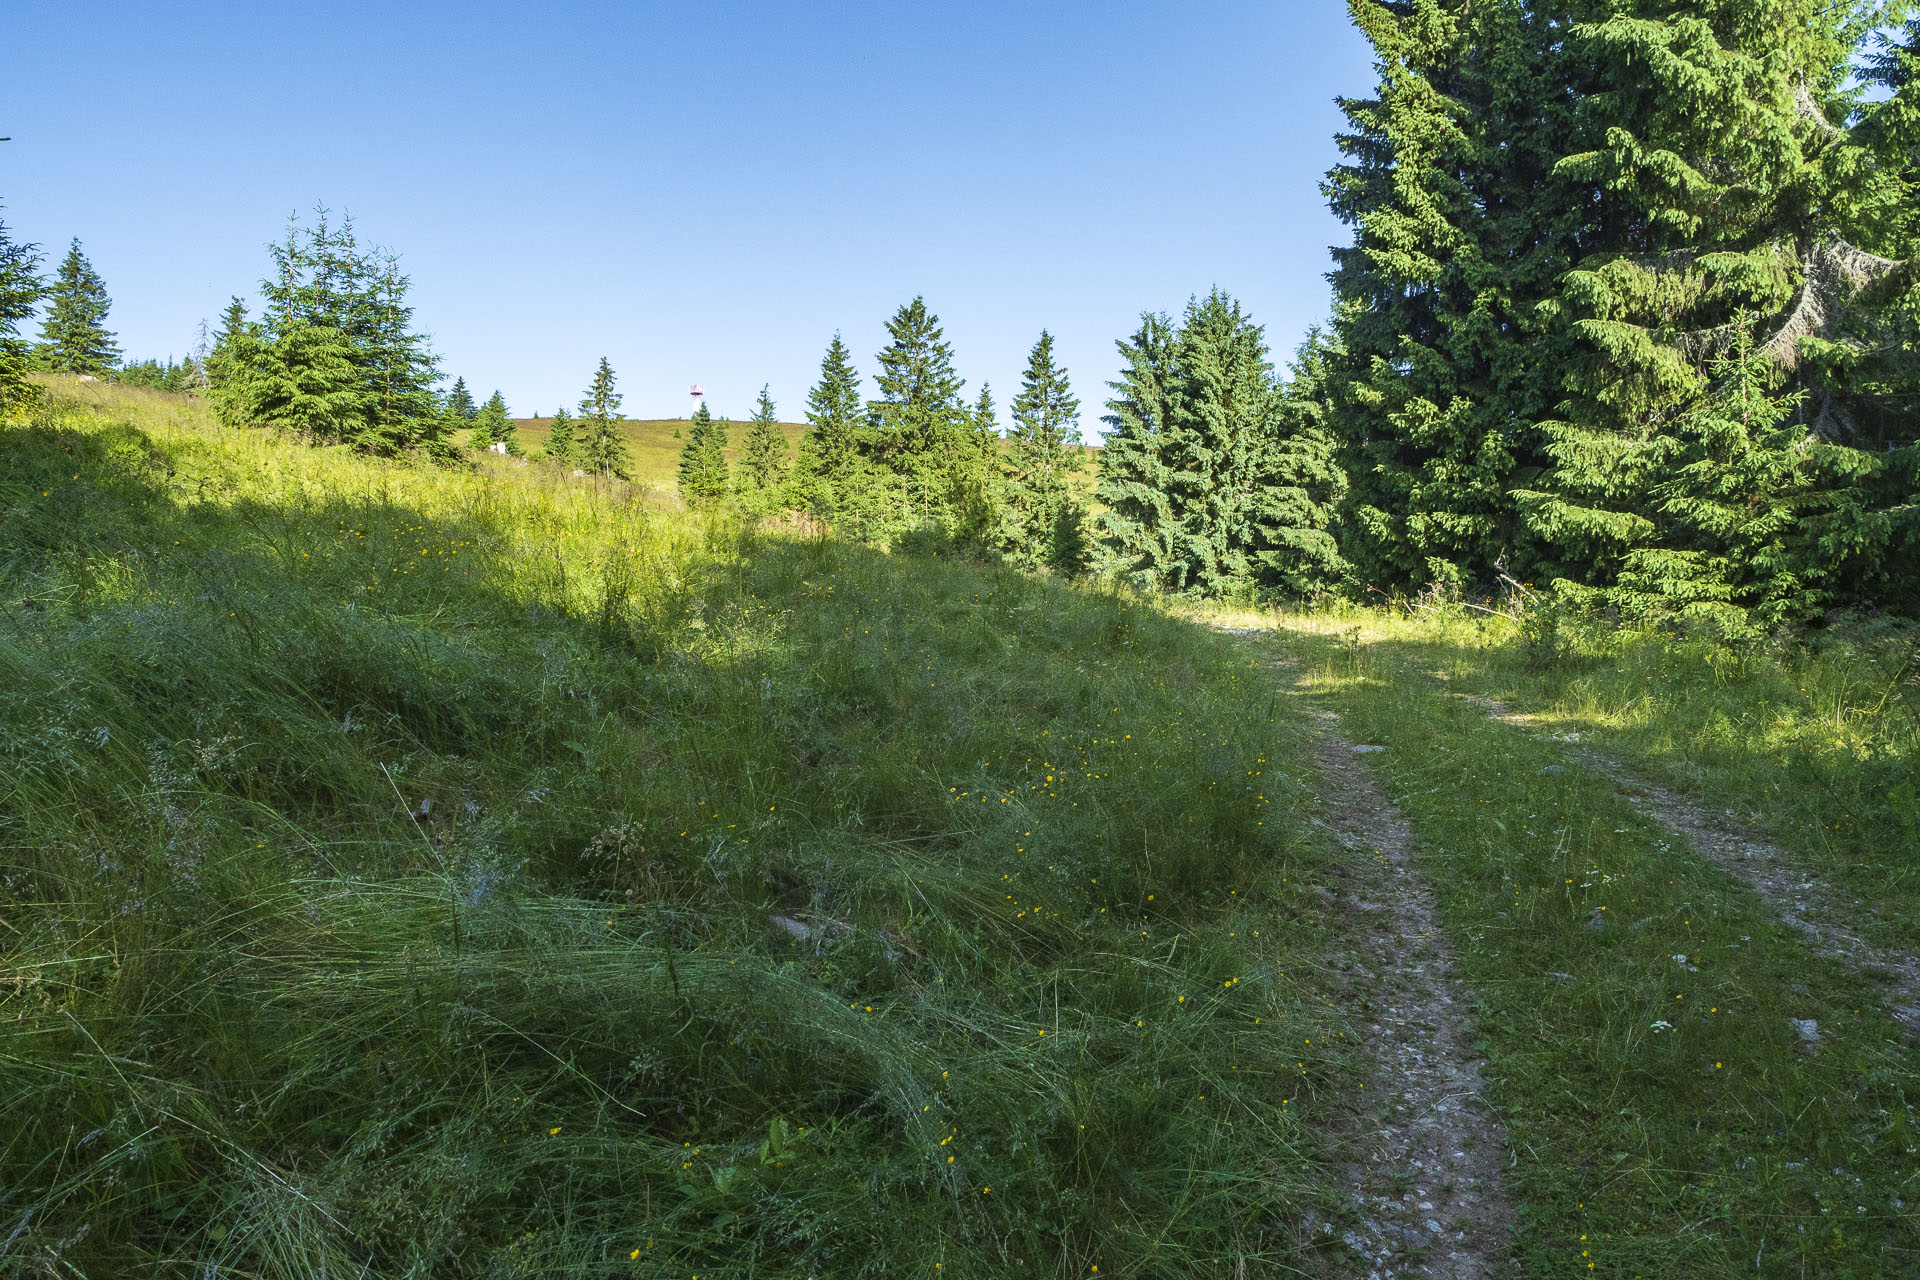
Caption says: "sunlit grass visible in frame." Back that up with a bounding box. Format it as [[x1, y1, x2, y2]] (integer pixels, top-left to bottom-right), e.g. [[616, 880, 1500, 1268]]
[[1, 387, 1343, 1277]]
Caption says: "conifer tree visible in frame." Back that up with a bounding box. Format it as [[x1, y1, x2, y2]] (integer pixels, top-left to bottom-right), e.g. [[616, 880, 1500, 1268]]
[[737, 385, 791, 506], [678, 401, 731, 508], [1096, 293, 1286, 596], [37, 239, 120, 376], [241, 323, 365, 438], [543, 406, 576, 465], [576, 357, 632, 480], [792, 333, 879, 529], [870, 297, 967, 528], [444, 376, 478, 421], [1252, 329, 1349, 596], [0, 204, 42, 415], [1605, 326, 1871, 637], [1319, 0, 1563, 590], [363, 253, 442, 455], [472, 390, 519, 454], [1095, 312, 1184, 589], [1004, 330, 1083, 569], [1511, 0, 1902, 606], [1047, 501, 1091, 581]]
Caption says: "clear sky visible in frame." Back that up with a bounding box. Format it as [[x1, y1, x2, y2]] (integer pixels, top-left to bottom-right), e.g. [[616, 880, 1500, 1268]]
[[6, 1, 1374, 428]]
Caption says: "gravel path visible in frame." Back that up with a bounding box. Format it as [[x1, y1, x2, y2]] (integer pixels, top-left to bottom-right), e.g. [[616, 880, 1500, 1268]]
[[1300, 711, 1516, 1277], [1457, 692, 1920, 1035]]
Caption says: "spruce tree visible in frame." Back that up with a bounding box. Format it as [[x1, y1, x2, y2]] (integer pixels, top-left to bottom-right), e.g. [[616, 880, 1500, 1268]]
[[242, 323, 365, 438], [1095, 312, 1184, 589], [1511, 0, 1902, 608], [37, 239, 120, 376], [576, 357, 632, 480], [792, 333, 880, 530], [1004, 330, 1083, 569], [0, 204, 42, 415], [472, 390, 519, 454], [870, 297, 967, 528], [1608, 327, 1865, 637], [1320, 0, 1564, 591], [544, 406, 576, 465], [364, 253, 442, 455], [737, 385, 791, 507], [1252, 329, 1350, 597], [1047, 501, 1091, 581], [207, 299, 262, 427], [444, 376, 478, 421], [1095, 292, 1286, 596], [678, 401, 731, 508]]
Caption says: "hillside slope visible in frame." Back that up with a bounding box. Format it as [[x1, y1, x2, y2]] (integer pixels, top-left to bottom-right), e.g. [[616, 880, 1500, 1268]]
[[0, 386, 1340, 1277]]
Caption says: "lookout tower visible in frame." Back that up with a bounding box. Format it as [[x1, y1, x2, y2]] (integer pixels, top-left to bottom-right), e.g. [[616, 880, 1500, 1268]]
[[689, 384, 704, 415]]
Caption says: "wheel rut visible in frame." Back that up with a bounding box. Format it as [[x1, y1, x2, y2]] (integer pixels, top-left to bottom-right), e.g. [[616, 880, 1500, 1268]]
[[1222, 630, 1514, 1277], [1301, 711, 1515, 1278], [1457, 691, 1920, 1035]]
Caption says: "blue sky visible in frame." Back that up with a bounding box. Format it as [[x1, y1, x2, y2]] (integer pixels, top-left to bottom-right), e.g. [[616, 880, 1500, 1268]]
[[6, 1, 1373, 427]]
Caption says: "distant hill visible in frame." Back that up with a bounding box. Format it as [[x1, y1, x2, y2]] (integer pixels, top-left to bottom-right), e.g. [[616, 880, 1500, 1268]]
[[471, 417, 1100, 497]]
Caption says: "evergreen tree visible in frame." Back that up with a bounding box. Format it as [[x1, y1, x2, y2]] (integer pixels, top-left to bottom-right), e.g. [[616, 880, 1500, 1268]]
[[576, 357, 632, 480], [1606, 326, 1873, 637], [737, 384, 791, 507], [1004, 330, 1083, 569], [472, 390, 519, 455], [1251, 329, 1350, 596], [543, 406, 576, 465], [37, 239, 120, 376], [870, 297, 968, 528], [0, 205, 42, 415], [1047, 500, 1091, 581], [444, 376, 478, 421], [240, 323, 366, 438], [1320, 0, 1564, 591], [207, 299, 261, 427], [678, 401, 731, 508], [1508, 0, 1903, 608], [1095, 312, 1184, 589], [792, 333, 871, 521], [364, 253, 444, 456], [1095, 293, 1286, 596]]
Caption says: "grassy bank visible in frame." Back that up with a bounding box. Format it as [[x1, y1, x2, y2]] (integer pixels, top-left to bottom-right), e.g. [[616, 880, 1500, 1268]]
[[1, 386, 1345, 1277]]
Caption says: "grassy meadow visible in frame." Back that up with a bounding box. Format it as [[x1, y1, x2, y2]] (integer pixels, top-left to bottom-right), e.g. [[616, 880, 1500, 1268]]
[[4, 384, 1917, 1277], [1, 384, 1346, 1277]]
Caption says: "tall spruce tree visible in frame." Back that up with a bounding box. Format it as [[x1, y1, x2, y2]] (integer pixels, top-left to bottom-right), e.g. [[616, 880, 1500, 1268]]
[[0, 204, 42, 415], [792, 335, 867, 518], [678, 401, 731, 507], [1095, 312, 1184, 589], [1096, 293, 1288, 596], [37, 239, 120, 376], [444, 376, 479, 421], [1252, 329, 1350, 596], [1320, 0, 1564, 591], [576, 357, 632, 480], [1003, 331, 1083, 569], [543, 406, 576, 465], [870, 297, 968, 529], [1509, 0, 1901, 621], [737, 385, 790, 507], [472, 390, 519, 454], [365, 252, 443, 455]]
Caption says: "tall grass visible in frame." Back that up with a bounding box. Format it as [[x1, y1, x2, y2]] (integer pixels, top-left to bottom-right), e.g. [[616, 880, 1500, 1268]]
[[1, 387, 1347, 1277]]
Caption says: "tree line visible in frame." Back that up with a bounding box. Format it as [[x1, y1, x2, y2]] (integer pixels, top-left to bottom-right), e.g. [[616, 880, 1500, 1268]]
[[6, 2, 1916, 635], [1278, 1, 1920, 634]]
